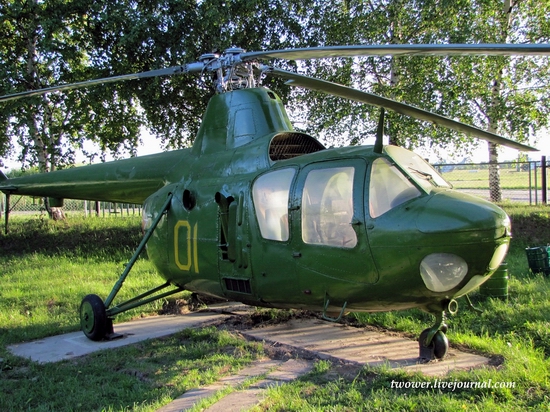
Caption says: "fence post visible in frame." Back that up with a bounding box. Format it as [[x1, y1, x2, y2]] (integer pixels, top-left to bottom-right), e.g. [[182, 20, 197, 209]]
[[527, 161, 533, 206], [542, 156, 547, 205], [535, 161, 539, 205]]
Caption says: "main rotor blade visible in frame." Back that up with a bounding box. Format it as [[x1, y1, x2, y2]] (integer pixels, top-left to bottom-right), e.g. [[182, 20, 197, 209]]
[[268, 68, 537, 152], [0, 63, 205, 103], [243, 43, 550, 61]]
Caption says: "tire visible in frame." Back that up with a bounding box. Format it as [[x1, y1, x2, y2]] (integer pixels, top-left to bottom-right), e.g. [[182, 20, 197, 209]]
[[432, 330, 449, 359], [419, 328, 449, 360], [80, 294, 108, 341]]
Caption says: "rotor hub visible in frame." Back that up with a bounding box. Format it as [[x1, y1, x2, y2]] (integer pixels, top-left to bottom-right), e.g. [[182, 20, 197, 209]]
[[197, 47, 261, 93]]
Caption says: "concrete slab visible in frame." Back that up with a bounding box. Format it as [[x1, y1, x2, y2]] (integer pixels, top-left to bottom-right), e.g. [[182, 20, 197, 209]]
[[7, 312, 223, 363], [158, 358, 315, 412], [242, 318, 490, 377], [157, 358, 288, 412]]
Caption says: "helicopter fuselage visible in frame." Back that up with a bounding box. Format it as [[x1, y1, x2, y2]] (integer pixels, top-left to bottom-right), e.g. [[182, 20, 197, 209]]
[[140, 88, 510, 316], [3, 87, 510, 318]]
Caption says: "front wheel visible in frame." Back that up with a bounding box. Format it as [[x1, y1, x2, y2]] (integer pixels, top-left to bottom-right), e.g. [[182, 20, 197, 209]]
[[419, 328, 449, 360], [432, 330, 449, 359], [80, 294, 108, 341]]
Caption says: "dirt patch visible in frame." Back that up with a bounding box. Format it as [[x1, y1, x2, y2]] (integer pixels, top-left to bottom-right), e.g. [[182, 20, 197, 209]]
[[158, 294, 230, 315], [218, 308, 318, 330], [158, 298, 192, 316]]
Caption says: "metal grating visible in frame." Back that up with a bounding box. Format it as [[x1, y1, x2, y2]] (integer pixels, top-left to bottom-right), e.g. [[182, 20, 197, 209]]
[[223, 277, 252, 294], [269, 132, 325, 161]]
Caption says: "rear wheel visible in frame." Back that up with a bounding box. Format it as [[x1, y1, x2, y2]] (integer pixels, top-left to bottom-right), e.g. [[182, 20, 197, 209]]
[[80, 294, 108, 341]]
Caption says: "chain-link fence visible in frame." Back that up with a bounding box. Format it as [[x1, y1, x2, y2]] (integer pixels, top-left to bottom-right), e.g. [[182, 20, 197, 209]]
[[434, 160, 549, 205], [0, 196, 142, 217]]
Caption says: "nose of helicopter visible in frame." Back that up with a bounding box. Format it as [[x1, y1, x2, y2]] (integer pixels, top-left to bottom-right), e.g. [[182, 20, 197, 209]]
[[414, 190, 511, 295], [416, 190, 510, 239]]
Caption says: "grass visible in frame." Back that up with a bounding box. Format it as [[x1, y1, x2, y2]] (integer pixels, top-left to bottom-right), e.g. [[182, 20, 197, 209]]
[[0, 215, 167, 346], [0, 215, 266, 411], [441, 167, 537, 190], [1, 206, 550, 411], [1, 327, 264, 411]]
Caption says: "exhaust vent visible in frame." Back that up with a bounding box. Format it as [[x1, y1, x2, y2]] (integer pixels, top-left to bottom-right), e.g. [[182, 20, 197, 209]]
[[269, 133, 325, 161], [223, 278, 252, 294]]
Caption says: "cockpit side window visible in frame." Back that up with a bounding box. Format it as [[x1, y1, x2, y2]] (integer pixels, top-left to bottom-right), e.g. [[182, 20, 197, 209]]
[[302, 167, 357, 248], [369, 158, 421, 218], [252, 168, 295, 241]]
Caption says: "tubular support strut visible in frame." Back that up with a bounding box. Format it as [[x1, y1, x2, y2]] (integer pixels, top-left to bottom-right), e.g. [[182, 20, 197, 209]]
[[106, 282, 184, 317], [322, 292, 348, 322], [422, 311, 447, 347], [104, 192, 174, 310]]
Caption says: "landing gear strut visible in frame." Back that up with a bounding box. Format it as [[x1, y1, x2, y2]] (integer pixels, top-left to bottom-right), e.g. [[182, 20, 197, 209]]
[[78, 193, 184, 341], [419, 302, 456, 361]]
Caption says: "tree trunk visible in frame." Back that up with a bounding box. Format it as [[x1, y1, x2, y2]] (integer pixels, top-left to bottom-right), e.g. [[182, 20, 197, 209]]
[[25, 6, 64, 220], [487, 0, 515, 203], [488, 142, 502, 202], [26, 22, 49, 174]]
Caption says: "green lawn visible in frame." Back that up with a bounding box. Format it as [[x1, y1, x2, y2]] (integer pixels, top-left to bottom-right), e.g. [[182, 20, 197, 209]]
[[1, 207, 550, 411]]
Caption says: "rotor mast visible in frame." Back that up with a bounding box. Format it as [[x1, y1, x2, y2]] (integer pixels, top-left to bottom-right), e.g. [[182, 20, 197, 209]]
[[199, 48, 262, 93]]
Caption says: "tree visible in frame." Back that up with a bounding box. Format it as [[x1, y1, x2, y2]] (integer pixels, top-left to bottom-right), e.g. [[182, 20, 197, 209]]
[[291, 0, 550, 187], [0, 0, 145, 171], [441, 0, 550, 201], [2, 0, 548, 192], [0, 0, 314, 169], [292, 0, 487, 151]]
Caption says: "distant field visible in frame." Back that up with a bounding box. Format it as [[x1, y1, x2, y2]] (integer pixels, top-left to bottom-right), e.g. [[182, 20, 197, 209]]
[[440, 167, 536, 190]]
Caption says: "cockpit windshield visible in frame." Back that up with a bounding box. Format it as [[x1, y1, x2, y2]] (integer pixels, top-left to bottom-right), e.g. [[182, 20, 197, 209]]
[[384, 146, 451, 192]]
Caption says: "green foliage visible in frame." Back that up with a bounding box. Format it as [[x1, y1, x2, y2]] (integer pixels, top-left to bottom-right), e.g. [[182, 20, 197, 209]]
[[296, 0, 550, 155], [2, 0, 549, 171], [0, 0, 314, 168]]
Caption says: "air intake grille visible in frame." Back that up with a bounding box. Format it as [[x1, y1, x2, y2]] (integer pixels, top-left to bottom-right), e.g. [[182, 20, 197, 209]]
[[223, 278, 252, 294], [269, 133, 325, 161]]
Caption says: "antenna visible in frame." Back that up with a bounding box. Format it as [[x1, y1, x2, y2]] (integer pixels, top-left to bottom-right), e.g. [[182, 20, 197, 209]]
[[374, 108, 385, 153]]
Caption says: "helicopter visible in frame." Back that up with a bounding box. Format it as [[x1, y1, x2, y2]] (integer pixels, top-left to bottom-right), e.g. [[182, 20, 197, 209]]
[[1, 43, 548, 361]]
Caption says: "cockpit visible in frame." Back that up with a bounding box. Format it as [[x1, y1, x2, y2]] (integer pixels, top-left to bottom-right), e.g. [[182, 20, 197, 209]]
[[252, 145, 451, 246], [369, 146, 451, 218]]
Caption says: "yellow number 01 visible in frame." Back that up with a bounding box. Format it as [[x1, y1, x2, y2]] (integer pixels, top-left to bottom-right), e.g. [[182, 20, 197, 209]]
[[174, 220, 199, 273]]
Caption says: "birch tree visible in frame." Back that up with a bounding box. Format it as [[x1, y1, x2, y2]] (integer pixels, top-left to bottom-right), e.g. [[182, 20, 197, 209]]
[[293, 0, 550, 186]]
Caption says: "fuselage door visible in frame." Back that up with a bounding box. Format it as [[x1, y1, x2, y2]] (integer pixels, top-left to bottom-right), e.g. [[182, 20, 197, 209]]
[[290, 159, 379, 308]]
